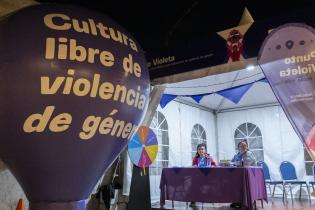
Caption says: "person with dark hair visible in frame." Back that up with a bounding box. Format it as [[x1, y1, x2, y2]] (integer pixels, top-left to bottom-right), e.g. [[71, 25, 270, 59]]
[[190, 143, 216, 207], [192, 143, 216, 167], [231, 140, 256, 167], [230, 140, 256, 209]]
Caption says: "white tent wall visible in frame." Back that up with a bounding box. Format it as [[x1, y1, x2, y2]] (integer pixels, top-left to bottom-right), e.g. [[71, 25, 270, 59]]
[[150, 100, 216, 201], [217, 105, 311, 198], [2, 97, 310, 207], [156, 101, 217, 166]]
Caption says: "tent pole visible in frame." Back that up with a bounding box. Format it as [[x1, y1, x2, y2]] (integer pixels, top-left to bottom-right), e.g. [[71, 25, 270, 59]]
[[214, 112, 220, 162]]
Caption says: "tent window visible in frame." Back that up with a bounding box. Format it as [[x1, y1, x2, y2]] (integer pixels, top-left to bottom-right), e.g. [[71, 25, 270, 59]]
[[191, 124, 207, 159], [149, 111, 169, 175], [234, 122, 264, 161], [304, 147, 313, 176]]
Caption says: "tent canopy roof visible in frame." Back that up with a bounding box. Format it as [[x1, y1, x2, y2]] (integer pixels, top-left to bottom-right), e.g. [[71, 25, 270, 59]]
[[163, 65, 278, 111]]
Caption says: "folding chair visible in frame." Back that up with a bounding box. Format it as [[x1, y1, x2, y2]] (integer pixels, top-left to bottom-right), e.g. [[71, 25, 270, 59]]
[[308, 163, 315, 193], [279, 161, 311, 203], [257, 161, 283, 198]]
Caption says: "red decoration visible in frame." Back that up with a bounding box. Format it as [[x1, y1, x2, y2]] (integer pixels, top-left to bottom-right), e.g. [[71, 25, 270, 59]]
[[227, 29, 243, 62]]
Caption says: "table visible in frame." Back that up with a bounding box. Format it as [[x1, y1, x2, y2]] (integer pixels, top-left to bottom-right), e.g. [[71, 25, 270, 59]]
[[159, 167, 267, 210]]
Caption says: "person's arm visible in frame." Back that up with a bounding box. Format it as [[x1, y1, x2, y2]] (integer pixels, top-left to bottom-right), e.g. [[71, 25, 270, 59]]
[[231, 153, 242, 166], [248, 151, 257, 166], [210, 158, 216, 166], [192, 157, 198, 166], [231, 153, 239, 162], [205, 154, 216, 166], [231, 155, 235, 162]]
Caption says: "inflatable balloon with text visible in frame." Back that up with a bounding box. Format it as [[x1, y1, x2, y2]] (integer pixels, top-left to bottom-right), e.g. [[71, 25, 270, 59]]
[[0, 4, 150, 210]]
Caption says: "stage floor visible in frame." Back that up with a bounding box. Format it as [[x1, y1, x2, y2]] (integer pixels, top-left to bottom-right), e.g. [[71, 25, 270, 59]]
[[151, 197, 315, 210]]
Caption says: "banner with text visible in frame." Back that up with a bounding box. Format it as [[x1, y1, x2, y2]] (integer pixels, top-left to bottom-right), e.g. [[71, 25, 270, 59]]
[[148, 5, 315, 80], [258, 23, 315, 160]]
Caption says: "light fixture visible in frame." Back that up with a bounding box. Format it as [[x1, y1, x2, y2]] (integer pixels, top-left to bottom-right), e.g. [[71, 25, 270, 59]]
[[246, 65, 255, 71]]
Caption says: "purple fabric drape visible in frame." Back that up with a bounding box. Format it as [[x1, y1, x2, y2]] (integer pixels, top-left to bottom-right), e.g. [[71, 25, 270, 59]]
[[160, 167, 267, 210]]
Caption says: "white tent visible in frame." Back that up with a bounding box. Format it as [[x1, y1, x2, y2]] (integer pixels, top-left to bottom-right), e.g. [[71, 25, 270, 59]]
[[0, 2, 313, 209], [124, 9, 315, 203], [163, 65, 276, 111], [147, 64, 310, 202]]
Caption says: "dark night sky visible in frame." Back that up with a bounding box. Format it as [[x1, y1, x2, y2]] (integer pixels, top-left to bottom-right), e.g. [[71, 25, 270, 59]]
[[37, 0, 315, 53]]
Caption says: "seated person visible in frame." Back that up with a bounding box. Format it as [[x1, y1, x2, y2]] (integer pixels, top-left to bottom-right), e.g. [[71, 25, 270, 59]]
[[192, 143, 216, 167], [190, 143, 216, 207], [230, 140, 256, 209], [231, 140, 256, 167]]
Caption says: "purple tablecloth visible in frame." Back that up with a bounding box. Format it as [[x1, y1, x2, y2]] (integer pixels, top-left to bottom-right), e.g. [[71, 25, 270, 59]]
[[160, 167, 267, 210]]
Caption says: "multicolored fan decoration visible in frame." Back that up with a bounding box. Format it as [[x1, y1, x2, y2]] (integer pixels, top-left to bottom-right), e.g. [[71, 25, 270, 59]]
[[128, 126, 158, 175]]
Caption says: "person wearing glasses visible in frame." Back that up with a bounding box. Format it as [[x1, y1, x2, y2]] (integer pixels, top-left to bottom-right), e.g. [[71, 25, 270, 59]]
[[230, 140, 256, 208]]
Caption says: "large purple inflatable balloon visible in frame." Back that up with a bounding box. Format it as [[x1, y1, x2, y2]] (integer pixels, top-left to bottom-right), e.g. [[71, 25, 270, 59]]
[[0, 4, 150, 210]]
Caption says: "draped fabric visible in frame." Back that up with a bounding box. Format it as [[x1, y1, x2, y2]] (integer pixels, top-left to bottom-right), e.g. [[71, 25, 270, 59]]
[[160, 78, 267, 108], [217, 106, 307, 184], [191, 94, 208, 103], [159, 94, 177, 108], [152, 102, 309, 199], [216, 83, 254, 104], [147, 101, 217, 200]]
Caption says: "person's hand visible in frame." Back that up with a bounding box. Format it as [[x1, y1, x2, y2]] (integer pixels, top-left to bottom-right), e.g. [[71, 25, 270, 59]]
[[234, 161, 242, 167]]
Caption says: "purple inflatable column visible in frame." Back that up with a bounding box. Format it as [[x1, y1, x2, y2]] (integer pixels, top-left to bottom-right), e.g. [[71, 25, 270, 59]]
[[0, 4, 150, 210]]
